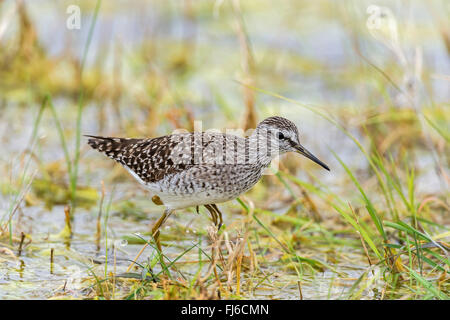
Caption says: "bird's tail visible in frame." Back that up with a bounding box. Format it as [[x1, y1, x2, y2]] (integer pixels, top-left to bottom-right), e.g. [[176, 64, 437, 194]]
[[85, 135, 142, 161]]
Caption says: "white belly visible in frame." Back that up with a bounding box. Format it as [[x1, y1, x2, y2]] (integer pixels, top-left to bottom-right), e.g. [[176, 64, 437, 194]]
[[125, 164, 264, 210]]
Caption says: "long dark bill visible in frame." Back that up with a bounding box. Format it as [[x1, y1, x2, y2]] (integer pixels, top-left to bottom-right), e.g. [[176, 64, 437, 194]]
[[295, 144, 330, 171]]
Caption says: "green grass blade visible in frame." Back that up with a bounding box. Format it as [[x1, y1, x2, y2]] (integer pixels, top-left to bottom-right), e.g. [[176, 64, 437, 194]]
[[332, 150, 387, 241], [424, 115, 450, 142], [405, 266, 449, 300]]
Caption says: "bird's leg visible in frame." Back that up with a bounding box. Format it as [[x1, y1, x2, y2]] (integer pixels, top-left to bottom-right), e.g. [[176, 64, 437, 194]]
[[126, 208, 172, 272], [211, 204, 223, 230], [204, 204, 218, 226], [151, 209, 172, 252]]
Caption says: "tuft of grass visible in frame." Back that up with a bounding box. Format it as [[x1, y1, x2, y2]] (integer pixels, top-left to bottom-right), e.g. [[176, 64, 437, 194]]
[[43, 0, 102, 217], [71, 0, 102, 212]]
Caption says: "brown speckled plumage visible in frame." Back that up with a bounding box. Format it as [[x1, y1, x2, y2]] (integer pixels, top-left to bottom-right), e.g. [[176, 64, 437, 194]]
[[86, 116, 329, 212], [87, 135, 188, 183]]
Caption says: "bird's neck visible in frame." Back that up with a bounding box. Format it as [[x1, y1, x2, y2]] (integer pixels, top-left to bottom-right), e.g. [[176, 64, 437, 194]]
[[246, 129, 279, 168]]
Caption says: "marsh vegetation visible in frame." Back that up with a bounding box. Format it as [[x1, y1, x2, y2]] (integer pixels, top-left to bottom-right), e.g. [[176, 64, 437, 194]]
[[0, 0, 448, 299]]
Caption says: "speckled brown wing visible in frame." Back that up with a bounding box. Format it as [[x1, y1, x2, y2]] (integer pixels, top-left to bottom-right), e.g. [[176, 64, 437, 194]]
[[86, 134, 194, 184], [86, 132, 248, 185]]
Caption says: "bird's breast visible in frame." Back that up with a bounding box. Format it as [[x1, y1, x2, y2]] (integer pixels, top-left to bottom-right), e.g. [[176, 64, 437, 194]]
[[145, 163, 265, 209]]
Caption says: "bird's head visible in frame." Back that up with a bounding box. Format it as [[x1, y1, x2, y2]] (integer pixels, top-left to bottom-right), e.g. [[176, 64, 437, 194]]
[[255, 116, 330, 171]]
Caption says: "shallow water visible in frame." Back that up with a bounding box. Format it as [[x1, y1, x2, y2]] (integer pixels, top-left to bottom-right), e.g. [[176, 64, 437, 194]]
[[0, 0, 448, 299], [1, 203, 380, 299]]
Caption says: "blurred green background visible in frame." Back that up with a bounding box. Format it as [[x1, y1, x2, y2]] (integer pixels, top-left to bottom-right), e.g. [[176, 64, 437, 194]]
[[0, 0, 448, 300]]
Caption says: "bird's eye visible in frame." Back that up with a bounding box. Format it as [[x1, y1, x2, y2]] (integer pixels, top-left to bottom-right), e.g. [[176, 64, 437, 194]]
[[276, 132, 284, 140]]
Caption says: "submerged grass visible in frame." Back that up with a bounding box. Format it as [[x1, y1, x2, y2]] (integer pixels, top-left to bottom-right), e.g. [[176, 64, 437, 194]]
[[0, 0, 448, 300]]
